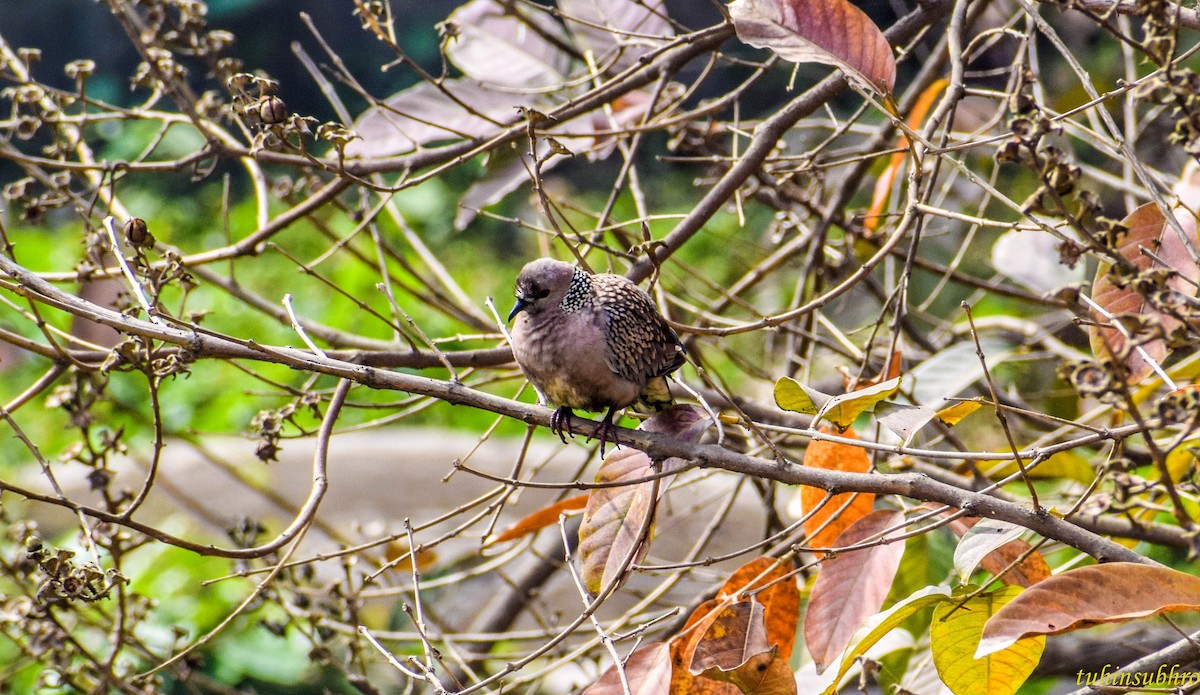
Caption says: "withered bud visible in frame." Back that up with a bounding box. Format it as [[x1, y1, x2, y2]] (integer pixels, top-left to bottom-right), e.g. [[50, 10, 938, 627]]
[[123, 218, 154, 248]]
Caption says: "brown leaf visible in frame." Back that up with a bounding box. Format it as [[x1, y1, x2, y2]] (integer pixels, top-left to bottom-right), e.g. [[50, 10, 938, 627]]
[[584, 642, 673, 695], [670, 599, 743, 695], [683, 603, 800, 695], [947, 516, 1051, 588], [804, 509, 906, 670], [689, 601, 772, 675], [670, 557, 800, 694], [578, 405, 713, 594], [977, 562, 1200, 657], [1090, 164, 1200, 382], [578, 447, 658, 595], [728, 0, 896, 94], [483, 493, 590, 547], [725, 653, 796, 695], [798, 428, 874, 550], [689, 601, 797, 695], [716, 557, 801, 661]]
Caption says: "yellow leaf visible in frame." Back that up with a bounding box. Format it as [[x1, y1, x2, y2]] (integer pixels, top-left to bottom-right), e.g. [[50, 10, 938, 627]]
[[936, 400, 982, 426], [774, 376, 823, 415], [932, 586, 1044, 695]]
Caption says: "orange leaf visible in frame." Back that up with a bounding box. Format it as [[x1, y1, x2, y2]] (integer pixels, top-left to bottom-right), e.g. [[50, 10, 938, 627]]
[[484, 493, 589, 546], [728, 0, 896, 94], [866, 80, 948, 231], [947, 516, 1051, 588], [839, 349, 904, 391], [799, 428, 874, 550], [584, 642, 673, 694], [977, 563, 1200, 656], [804, 509, 906, 670]]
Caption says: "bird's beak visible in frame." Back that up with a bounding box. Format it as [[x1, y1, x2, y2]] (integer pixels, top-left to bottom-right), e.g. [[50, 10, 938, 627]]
[[507, 297, 529, 322]]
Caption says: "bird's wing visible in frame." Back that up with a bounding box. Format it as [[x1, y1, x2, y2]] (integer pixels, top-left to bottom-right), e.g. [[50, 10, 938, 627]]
[[598, 280, 685, 384]]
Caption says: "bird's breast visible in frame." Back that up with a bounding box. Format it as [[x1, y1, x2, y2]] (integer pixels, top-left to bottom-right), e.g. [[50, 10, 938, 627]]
[[511, 310, 640, 411]]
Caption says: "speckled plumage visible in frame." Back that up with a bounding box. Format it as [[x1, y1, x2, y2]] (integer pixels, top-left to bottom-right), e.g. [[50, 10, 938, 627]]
[[508, 258, 685, 451]]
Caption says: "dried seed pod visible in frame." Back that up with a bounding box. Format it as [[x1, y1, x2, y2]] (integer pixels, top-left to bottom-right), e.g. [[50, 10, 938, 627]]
[[1158, 387, 1200, 424], [258, 95, 287, 124], [1059, 360, 1114, 395]]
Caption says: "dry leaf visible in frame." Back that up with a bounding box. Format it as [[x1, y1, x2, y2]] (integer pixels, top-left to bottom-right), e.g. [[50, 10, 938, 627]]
[[717, 557, 801, 661], [671, 557, 800, 694], [1090, 163, 1200, 382], [977, 562, 1200, 656], [690, 601, 797, 695], [578, 405, 712, 594], [670, 598, 743, 695]]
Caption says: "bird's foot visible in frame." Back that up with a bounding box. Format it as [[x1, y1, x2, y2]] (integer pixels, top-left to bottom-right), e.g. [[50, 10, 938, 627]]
[[549, 406, 575, 444], [586, 407, 622, 458]]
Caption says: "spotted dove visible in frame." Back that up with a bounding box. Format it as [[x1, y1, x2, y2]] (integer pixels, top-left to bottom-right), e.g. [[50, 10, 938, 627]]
[[508, 258, 686, 453]]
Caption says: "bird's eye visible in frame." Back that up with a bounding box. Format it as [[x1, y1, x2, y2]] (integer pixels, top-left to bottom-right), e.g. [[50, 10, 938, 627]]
[[525, 282, 549, 300]]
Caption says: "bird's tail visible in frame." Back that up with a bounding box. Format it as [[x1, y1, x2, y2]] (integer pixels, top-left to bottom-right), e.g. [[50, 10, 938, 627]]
[[634, 376, 675, 413]]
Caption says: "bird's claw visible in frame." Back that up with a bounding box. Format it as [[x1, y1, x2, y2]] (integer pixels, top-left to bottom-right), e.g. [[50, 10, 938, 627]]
[[550, 406, 575, 444], [586, 408, 622, 458]]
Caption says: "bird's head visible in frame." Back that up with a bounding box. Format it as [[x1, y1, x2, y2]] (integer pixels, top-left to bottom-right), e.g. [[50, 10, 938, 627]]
[[509, 258, 580, 321]]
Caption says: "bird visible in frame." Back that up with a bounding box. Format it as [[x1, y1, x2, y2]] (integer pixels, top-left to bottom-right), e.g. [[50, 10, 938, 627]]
[[508, 258, 686, 454]]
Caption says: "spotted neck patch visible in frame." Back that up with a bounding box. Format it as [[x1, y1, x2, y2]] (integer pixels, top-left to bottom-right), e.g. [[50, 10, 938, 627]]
[[560, 267, 592, 312]]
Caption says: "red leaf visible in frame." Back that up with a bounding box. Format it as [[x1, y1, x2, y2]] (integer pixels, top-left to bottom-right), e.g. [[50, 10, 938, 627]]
[[804, 509, 906, 670], [729, 0, 896, 94], [977, 563, 1200, 657], [584, 643, 673, 695]]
